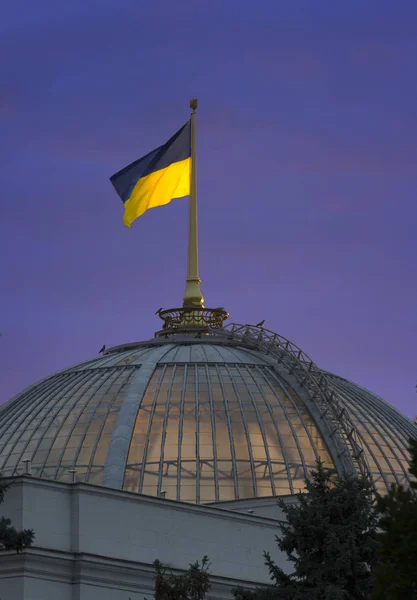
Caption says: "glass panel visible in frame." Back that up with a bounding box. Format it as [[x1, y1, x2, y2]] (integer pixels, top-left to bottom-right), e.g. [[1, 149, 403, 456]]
[[218, 484, 236, 502], [200, 484, 216, 503], [88, 467, 104, 485], [256, 483, 273, 497], [180, 485, 197, 502], [291, 478, 307, 492], [123, 466, 141, 492], [0, 373, 88, 469], [180, 366, 196, 479], [331, 378, 416, 484], [3, 454, 20, 469]]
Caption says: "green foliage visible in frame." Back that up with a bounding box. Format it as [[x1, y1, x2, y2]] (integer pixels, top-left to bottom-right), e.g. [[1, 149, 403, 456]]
[[235, 461, 378, 600], [371, 437, 417, 600], [234, 582, 293, 600], [0, 475, 34, 553], [152, 556, 211, 600], [408, 436, 417, 489]]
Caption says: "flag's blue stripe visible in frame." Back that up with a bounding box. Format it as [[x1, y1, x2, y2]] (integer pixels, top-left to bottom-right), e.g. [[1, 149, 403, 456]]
[[110, 121, 191, 203]]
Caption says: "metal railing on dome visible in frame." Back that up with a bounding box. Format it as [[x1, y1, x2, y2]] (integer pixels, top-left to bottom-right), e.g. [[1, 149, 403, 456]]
[[155, 307, 229, 336], [214, 323, 373, 485]]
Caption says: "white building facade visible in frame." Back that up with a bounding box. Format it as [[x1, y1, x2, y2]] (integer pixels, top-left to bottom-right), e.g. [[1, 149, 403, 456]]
[[1, 475, 289, 599]]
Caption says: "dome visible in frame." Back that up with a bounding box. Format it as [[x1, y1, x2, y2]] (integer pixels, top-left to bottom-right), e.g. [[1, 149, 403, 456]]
[[0, 322, 415, 504]]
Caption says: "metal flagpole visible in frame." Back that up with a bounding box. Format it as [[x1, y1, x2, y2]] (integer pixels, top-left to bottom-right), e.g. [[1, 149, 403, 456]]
[[183, 98, 204, 308]]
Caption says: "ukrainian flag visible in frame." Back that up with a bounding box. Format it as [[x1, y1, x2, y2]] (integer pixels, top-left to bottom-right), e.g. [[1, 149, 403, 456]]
[[110, 121, 191, 228]]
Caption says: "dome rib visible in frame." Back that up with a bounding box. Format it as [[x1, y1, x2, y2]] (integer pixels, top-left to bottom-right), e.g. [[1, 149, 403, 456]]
[[239, 365, 276, 497], [247, 364, 293, 494], [213, 363, 239, 499], [204, 363, 220, 501], [103, 344, 175, 490]]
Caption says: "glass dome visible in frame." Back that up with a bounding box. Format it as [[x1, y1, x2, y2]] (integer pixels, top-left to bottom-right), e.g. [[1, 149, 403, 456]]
[[0, 337, 415, 504]]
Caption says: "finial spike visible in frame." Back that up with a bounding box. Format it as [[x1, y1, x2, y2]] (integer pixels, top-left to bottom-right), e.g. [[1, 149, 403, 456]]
[[190, 98, 198, 111]]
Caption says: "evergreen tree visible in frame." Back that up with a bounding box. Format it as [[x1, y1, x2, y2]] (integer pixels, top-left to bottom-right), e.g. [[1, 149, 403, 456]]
[[371, 437, 417, 599], [234, 461, 378, 600], [0, 475, 34, 552], [151, 556, 211, 600]]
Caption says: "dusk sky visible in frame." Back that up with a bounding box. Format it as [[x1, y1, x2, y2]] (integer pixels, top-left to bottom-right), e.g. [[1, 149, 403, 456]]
[[1, 1, 416, 419]]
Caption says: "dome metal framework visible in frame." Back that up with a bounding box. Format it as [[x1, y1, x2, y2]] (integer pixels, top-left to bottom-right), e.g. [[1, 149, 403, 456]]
[[0, 320, 415, 504]]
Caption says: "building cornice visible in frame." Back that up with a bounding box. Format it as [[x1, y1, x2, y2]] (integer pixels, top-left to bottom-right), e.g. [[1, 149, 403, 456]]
[[0, 547, 265, 596], [3, 475, 286, 527]]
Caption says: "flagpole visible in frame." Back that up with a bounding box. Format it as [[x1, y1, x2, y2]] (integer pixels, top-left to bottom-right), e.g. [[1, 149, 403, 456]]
[[183, 98, 204, 308]]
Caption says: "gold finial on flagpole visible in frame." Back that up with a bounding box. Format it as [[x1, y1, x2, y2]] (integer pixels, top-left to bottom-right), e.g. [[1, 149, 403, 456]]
[[183, 99, 204, 308]]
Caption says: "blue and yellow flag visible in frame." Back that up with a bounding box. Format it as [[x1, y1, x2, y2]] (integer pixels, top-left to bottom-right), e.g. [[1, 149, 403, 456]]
[[110, 122, 191, 228]]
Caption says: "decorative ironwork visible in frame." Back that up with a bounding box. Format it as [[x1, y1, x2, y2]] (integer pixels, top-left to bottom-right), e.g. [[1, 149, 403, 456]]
[[155, 307, 229, 337], [214, 323, 373, 485]]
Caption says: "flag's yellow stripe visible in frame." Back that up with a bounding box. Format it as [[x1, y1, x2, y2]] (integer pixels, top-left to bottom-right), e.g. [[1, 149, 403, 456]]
[[123, 157, 191, 228]]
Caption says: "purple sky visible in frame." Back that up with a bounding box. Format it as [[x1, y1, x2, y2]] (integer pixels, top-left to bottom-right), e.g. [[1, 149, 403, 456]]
[[1, 1, 416, 419]]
